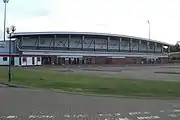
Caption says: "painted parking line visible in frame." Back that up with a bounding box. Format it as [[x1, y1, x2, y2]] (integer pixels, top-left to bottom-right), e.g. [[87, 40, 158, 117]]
[[1, 109, 180, 120]]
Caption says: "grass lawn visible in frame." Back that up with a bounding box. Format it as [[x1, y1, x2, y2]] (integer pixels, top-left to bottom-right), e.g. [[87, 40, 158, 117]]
[[0, 67, 180, 98]]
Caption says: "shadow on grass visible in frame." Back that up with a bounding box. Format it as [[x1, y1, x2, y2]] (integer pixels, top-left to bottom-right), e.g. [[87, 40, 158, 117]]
[[154, 72, 180, 75]]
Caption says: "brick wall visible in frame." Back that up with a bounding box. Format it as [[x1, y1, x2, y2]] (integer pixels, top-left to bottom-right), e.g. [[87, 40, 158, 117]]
[[159, 57, 169, 64], [107, 57, 137, 64]]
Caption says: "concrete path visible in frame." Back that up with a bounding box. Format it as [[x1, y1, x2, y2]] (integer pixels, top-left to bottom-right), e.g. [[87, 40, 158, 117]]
[[1, 87, 180, 120]]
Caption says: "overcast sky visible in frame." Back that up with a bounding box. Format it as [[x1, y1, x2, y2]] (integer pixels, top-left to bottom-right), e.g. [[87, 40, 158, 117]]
[[0, 0, 179, 44]]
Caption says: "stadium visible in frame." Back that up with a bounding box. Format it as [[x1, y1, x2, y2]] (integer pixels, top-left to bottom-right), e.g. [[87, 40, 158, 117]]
[[0, 31, 173, 66]]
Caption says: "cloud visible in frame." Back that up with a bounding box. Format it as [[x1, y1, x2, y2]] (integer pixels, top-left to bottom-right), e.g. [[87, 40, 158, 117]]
[[0, 0, 180, 44], [4, 0, 50, 19], [33, 10, 50, 17]]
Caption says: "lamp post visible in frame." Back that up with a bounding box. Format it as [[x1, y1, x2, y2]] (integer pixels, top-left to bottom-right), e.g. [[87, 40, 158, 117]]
[[6, 25, 16, 83], [2, 0, 9, 41]]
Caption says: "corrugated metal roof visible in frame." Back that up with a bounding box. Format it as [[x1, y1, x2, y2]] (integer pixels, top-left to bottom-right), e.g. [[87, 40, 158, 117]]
[[11, 31, 174, 46]]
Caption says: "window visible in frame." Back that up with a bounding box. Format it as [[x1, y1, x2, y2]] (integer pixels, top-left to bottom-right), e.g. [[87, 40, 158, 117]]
[[37, 57, 41, 62], [40, 40, 45, 45], [3, 57, 7, 61], [23, 57, 27, 62]]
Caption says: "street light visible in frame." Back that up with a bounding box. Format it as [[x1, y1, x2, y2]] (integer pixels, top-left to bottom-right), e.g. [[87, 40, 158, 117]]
[[6, 25, 16, 83], [2, 0, 9, 41]]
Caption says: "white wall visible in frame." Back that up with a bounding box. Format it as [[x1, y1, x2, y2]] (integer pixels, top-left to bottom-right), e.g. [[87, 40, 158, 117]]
[[34, 57, 37, 65], [0, 56, 42, 66], [0, 56, 20, 66], [27, 57, 32, 66], [21, 57, 27, 66], [37, 57, 42, 65], [34, 57, 42, 66], [0, 57, 9, 65], [20, 57, 42, 66], [20, 57, 32, 66], [14, 57, 20, 66]]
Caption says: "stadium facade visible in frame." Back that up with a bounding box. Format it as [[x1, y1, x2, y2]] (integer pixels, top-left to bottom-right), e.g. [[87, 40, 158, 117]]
[[0, 32, 173, 66]]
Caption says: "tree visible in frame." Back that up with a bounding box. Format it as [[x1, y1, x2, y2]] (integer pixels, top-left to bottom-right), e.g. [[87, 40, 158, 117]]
[[171, 41, 180, 52], [175, 42, 179, 48]]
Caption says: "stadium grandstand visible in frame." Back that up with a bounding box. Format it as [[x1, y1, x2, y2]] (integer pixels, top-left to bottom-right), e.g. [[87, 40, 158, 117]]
[[0, 31, 174, 66]]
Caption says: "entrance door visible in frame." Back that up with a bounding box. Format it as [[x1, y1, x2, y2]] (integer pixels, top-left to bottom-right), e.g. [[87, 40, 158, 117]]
[[74, 58, 77, 64], [42, 57, 52, 65], [32, 57, 35, 65], [61, 57, 65, 65], [77, 58, 80, 64], [19, 57, 21, 66], [68, 58, 71, 64]]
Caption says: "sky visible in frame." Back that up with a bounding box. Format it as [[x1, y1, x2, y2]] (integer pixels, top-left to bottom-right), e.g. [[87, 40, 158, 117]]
[[0, 0, 179, 44]]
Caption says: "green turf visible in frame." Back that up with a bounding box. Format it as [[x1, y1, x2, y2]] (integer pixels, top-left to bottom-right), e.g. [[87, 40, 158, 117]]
[[0, 67, 180, 98]]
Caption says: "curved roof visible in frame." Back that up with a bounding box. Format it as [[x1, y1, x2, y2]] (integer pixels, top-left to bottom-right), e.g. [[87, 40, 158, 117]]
[[12, 31, 174, 46]]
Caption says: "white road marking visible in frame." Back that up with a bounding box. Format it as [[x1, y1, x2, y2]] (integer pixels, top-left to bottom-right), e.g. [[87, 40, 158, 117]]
[[143, 112, 151, 114], [62, 110, 180, 120], [129, 112, 142, 115], [98, 113, 114, 117], [168, 114, 177, 118], [64, 114, 88, 119], [0, 116, 18, 119], [64, 114, 71, 118], [117, 118, 130, 120], [6, 116, 17, 119], [76, 114, 88, 118], [129, 111, 151, 116], [99, 113, 103, 116], [114, 113, 121, 116], [137, 115, 160, 120], [29, 115, 55, 119], [173, 109, 180, 113]]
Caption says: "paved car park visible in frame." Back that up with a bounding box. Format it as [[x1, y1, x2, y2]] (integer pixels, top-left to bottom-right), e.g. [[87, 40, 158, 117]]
[[1, 64, 180, 120], [1, 87, 180, 120], [42, 64, 180, 82]]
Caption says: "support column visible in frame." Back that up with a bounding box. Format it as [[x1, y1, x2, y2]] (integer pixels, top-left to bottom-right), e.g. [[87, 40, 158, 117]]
[[53, 35, 56, 50], [107, 37, 110, 51], [161, 45, 164, 53], [138, 40, 141, 52], [68, 35, 71, 50], [146, 41, 149, 52], [37, 36, 40, 49], [129, 39, 132, 51], [20, 36, 23, 48], [81, 36, 84, 50], [168, 46, 170, 53], [94, 39, 96, 51], [154, 43, 157, 53], [119, 38, 121, 52]]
